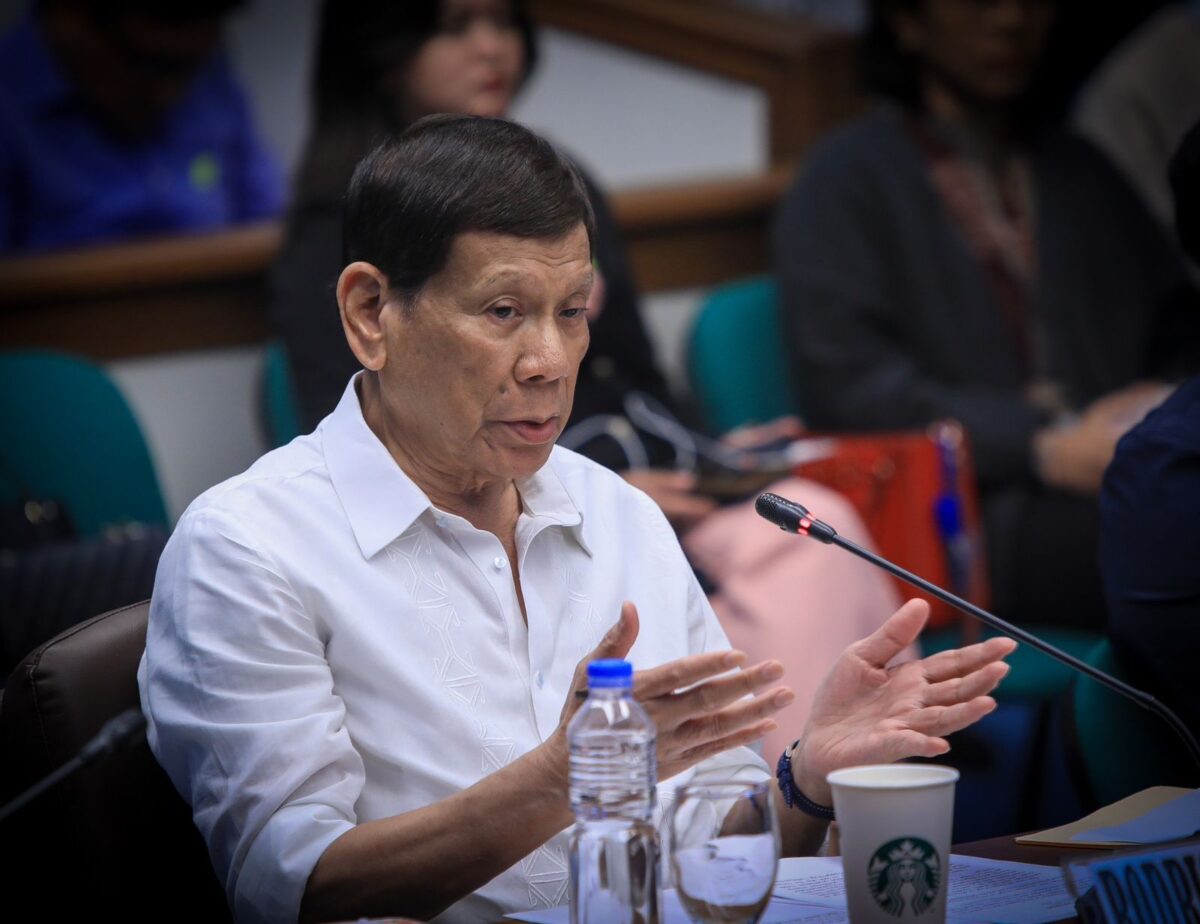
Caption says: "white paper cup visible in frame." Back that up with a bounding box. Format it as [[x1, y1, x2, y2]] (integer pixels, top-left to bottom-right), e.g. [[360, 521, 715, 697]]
[[827, 764, 959, 924]]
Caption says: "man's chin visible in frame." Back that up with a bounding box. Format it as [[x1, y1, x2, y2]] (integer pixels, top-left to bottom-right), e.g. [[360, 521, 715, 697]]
[[497, 442, 557, 482]]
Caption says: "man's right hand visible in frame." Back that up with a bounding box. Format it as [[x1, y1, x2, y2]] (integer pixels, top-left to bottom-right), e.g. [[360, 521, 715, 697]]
[[554, 601, 792, 782]]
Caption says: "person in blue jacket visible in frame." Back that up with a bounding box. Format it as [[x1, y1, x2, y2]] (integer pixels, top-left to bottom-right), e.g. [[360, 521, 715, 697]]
[[0, 0, 283, 252]]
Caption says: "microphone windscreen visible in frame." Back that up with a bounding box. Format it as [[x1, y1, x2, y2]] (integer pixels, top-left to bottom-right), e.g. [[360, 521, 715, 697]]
[[755, 493, 804, 532]]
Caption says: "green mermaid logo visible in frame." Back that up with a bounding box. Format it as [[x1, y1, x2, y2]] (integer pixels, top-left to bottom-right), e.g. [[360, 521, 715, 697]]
[[867, 837, 941, 917]]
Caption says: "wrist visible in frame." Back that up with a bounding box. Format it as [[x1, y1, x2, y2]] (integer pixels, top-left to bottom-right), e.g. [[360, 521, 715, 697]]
[[1031, 425, 1065, 487], [531, 729, 571, 815], [776, 738, 833, 818]]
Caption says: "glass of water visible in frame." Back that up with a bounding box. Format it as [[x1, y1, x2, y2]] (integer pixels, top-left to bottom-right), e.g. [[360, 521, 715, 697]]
[[667, 780, 781, 924]]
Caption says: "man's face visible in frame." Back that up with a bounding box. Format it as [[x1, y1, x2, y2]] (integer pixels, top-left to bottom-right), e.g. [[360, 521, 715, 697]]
[[373, 224, 592, 489]]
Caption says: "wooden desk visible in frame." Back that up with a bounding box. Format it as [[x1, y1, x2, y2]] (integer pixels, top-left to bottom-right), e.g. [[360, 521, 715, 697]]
[[955, 832, 1115, 867]]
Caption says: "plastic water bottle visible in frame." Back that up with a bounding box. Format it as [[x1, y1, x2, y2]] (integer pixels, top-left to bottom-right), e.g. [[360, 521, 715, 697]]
[[568, 659, 660, 924]]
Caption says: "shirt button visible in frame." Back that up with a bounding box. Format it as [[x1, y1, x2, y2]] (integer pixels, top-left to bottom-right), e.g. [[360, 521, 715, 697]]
[[493, 556, 507, 570], [534, 671, 545, 688], [435, 516, 449, 528]]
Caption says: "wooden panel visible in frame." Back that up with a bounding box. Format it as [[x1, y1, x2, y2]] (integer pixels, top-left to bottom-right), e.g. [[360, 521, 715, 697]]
[[0, 224, 279, 359], [527, 0, 863, 163], [613, 168, 791, 290], [0, 170, 792, 359], [0, 222, 281, 300]]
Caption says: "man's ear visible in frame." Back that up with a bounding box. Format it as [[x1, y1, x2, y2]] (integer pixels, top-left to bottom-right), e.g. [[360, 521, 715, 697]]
[[338, 261, 392, 371]]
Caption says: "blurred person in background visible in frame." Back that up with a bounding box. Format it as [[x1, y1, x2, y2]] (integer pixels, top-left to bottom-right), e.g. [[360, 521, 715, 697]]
[[0, 0, 283, 252], [270, 0, 906, 763], [774, 0, 1200, 630], [1074, 0, 1200, 282], [1099, 116, 1200, 736]]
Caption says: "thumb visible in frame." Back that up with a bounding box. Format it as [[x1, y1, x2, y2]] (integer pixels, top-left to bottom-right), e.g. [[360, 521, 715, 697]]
[[854, 598, 929, 667], [561, 602, 641, 725], [590, 601, 640, 662]]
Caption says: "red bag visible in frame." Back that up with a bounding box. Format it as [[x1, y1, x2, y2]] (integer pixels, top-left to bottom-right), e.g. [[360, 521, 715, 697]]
[[792, 421, 989, 631]]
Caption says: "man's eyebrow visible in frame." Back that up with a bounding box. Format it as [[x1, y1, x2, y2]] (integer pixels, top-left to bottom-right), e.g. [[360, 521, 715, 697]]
[[478, 268, 595, 290]]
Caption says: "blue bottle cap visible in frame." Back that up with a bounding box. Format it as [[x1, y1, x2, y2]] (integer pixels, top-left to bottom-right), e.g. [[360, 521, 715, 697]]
[[587, 659, 633, 688]]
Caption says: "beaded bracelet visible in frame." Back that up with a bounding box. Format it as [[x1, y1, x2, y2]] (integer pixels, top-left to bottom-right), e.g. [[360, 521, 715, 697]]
[[775, 739, 835, 821]]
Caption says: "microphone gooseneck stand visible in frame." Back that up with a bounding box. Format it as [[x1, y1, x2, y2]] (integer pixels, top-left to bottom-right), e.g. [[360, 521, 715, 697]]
[[754, 492, 1200, 774], [0, 708, 147, 824]]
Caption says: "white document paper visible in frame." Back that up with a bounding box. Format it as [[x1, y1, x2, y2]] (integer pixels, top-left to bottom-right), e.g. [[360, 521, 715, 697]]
[[773, 854, 1079, 924], [509, 854, 1079, 924], [507, 890, 849, 924], [1070, 787, 1200, 845]]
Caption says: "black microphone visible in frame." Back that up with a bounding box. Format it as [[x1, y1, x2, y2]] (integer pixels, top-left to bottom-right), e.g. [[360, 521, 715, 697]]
[[0, 708, 147, 824], [755, 491, 1200, 773]]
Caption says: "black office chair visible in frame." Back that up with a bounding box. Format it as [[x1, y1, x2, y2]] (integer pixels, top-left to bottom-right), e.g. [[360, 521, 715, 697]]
[[0, 600, 231, 920]]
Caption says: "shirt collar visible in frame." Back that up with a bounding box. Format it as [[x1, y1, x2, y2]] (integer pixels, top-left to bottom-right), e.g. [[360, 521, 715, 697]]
[[321, 375, 590, 560], [518, 450, 592, 557]]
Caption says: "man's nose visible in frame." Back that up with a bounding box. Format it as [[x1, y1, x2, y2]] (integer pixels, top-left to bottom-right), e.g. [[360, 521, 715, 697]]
[[515, 321, 571, 383]]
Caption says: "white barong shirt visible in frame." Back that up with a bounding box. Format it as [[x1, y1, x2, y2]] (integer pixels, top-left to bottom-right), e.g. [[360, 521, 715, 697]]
[[139, 377, 769, 924]]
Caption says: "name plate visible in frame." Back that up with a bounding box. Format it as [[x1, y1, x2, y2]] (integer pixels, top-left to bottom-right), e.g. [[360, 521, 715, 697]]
[[1064, 838, 1200, 923]]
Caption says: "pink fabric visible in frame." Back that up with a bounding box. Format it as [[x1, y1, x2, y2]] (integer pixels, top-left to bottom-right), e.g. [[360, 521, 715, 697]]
[[682, 477, 912, 763]]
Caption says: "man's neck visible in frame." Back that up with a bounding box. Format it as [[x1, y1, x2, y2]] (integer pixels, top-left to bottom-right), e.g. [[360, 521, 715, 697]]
[[358, 375, 522, 541]]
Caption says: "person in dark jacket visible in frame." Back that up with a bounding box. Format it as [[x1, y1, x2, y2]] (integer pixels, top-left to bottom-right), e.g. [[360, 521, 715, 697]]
[[1099, 116, 1200, 735], [773, 0, 1200, 627]]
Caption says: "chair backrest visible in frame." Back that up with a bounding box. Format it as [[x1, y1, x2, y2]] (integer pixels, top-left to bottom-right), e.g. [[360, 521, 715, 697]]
[[686, 276, 799, 434], [0, 350, 167, 536], [262, 340, 303, 448], [1072, 638, 1197, 807], [0, 601, 231, 920]]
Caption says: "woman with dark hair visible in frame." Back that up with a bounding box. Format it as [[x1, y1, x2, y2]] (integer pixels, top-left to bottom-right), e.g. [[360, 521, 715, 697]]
[[774, 0, 1200, 628], [271, 0, 675, 512]]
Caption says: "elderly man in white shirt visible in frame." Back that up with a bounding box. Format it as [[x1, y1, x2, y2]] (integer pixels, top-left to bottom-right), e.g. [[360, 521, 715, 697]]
[[139, 114, 1015, 924]]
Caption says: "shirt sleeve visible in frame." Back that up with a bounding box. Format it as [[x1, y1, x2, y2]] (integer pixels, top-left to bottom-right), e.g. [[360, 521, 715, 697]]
[[138, 504, 359, 924]]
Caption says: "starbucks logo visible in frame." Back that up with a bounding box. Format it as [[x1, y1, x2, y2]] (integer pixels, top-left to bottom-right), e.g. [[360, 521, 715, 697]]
[[867, 837, 941, 917]]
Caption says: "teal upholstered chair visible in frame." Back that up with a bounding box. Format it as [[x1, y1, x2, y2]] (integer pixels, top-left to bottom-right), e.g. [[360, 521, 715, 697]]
[[1072, 639, 1196, 807], [686, 276, 799, 434], [262, 341, 303, 448], [0, 351, 167, 536]]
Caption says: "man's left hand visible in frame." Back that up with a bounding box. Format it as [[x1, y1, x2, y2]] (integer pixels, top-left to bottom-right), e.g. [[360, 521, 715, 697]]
[[788, 599, 1016, 806]]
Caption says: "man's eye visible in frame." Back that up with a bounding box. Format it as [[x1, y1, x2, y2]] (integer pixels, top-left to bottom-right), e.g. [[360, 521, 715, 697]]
[[561, 306, 586, 319], [490, 304, 517, 319]]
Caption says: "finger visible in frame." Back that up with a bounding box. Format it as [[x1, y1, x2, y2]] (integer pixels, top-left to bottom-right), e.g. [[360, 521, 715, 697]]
[[595, 601, 640, 660], [671, 686, 794, 749], [563, 603, 640, 717], [920, 635, 1017, 683], [882, 730, 952, 762], [923, 661, 1010, 707], [670, 719, 780, 770], [906, 695, 999, 739], [634, 649, 747, 700], [655, 660, 786, 726], [852, 599, 930, 668]]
